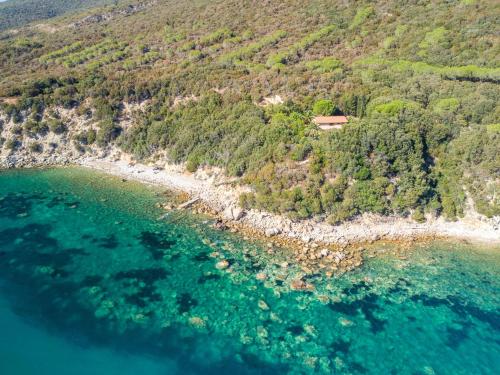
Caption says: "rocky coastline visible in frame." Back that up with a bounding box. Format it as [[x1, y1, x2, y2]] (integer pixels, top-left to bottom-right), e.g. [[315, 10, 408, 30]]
[[2, 146, 499, 276], [2, 147, 498, 247]]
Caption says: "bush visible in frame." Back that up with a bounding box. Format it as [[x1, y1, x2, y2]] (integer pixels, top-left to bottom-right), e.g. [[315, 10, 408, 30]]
[[350, 6, 374, 29], [28, 142, 43, 153], [312, 99, 335, 116], [10, 125, 23, 135], [186, 153, 202, 172], [48, 119, 67, 134], [411, 207, 426, 223], [97, 120, 120, 146], [199, 28, 233, 47], [368, 99, 420, 116], [23, 120, 48, 136], [219, 30, 286, 65], [4, 138, 20, 151], [305, 57, 342, 73], [74, 129, 96, 145]]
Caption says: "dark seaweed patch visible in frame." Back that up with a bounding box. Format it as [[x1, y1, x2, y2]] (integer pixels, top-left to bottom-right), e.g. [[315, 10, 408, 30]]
[[0, 193, 44, 219], [0, 193, 34, 218], [177, 292, 198, 314], [198, 273, 221, 284], [193, 252, 210, 261], [446, 322, 471, 349], [114, 267, 170, 283], [139, 231, 176, 260], [99, 235, 119, 249], [80, 275, 104, 287], [342, 281, 370, 296], [349, 361, 368, 374], [287, 324, 304, 335], [329, 293, 387, 334], [410, 294, 500, 330], [330, 338, 351, 355], [126, 285, 162, 308], [0, 223, 57, 249]]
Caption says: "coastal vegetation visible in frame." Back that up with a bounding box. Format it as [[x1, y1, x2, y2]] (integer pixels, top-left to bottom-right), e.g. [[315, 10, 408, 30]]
[[0, 0, 498, 223]]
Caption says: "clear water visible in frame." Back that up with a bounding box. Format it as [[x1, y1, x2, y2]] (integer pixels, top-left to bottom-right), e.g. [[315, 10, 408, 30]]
[[0, 167, 498, 375]]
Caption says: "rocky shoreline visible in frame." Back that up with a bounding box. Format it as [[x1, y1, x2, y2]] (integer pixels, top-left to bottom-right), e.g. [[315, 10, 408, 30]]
[[2, 149, 500, 248], [2, 149, 499, 276]]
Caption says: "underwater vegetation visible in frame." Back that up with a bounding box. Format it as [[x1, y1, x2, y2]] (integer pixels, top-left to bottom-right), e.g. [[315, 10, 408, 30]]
[[0, 168, 498, 374]]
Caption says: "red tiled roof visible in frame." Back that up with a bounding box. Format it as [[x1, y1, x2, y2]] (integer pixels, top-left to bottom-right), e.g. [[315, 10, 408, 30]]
[[313, 116, 348, 125]]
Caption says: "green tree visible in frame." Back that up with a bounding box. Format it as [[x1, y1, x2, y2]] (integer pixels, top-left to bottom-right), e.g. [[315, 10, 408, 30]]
[[312, 99, 335, 116]]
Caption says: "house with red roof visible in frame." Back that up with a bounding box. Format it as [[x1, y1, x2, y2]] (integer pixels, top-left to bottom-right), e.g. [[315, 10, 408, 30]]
[[312, 116, 349, 130]]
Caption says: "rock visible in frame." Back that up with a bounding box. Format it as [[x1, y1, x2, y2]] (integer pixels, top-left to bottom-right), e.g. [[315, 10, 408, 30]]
[[338, 317, 354, 327], [232, 207, 245, 220], [320, 248, 329, 257], [223, 206, 245, 221], [265, 227, 281, 237], [188, 316, 206, 328], [290, 279, 315, 292], [257, 326, 268, 338], [317, 295, 330, 304], [256, 272, 267, 281], [178, 197, 200, 209], [304, 324, 317, 336], [258, 300, 269, 311], [213, 219, 228, 230], [333, 251, 346, 264], [215, 259, 229, 270], [301, 235, 312, 243]]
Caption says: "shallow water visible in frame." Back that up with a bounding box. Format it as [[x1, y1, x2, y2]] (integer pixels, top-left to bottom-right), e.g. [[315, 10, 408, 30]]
[[0, 167, 498, 374]]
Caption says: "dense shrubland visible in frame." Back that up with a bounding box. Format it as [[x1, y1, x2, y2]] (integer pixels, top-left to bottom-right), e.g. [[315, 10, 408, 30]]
[[0, 0, 498, 222]]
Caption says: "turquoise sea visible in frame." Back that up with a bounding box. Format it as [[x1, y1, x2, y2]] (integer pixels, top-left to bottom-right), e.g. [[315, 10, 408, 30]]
[[0, 167, 498, 374]]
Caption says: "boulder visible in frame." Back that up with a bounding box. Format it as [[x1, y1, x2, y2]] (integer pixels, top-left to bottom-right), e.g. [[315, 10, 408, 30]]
[[223, 206, 245, 221], [265, 227, 281, 237], [290, 278, 315, 292], [333, 251, 346, 264]]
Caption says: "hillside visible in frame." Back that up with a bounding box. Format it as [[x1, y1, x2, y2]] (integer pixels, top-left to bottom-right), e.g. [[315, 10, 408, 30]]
[[0, 0, 498, 224], [0, 0, 118, 31]]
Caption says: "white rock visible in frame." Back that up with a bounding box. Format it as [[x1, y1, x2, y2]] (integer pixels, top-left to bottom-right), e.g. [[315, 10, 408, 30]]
[[223, 206, 245, 221], [265, 227, 281, 237], [301, 235, 312, 243], [333, 251, 346, 263]]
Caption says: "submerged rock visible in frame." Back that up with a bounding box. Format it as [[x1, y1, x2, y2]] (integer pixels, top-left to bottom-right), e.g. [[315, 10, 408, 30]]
[[290, 279, 315, 292], [256, 272, 267, 281], [215, 259, 229, 270], [338, 317, 354, 327], [258, 299, 270, 311], [188, 316, 206, 328]]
